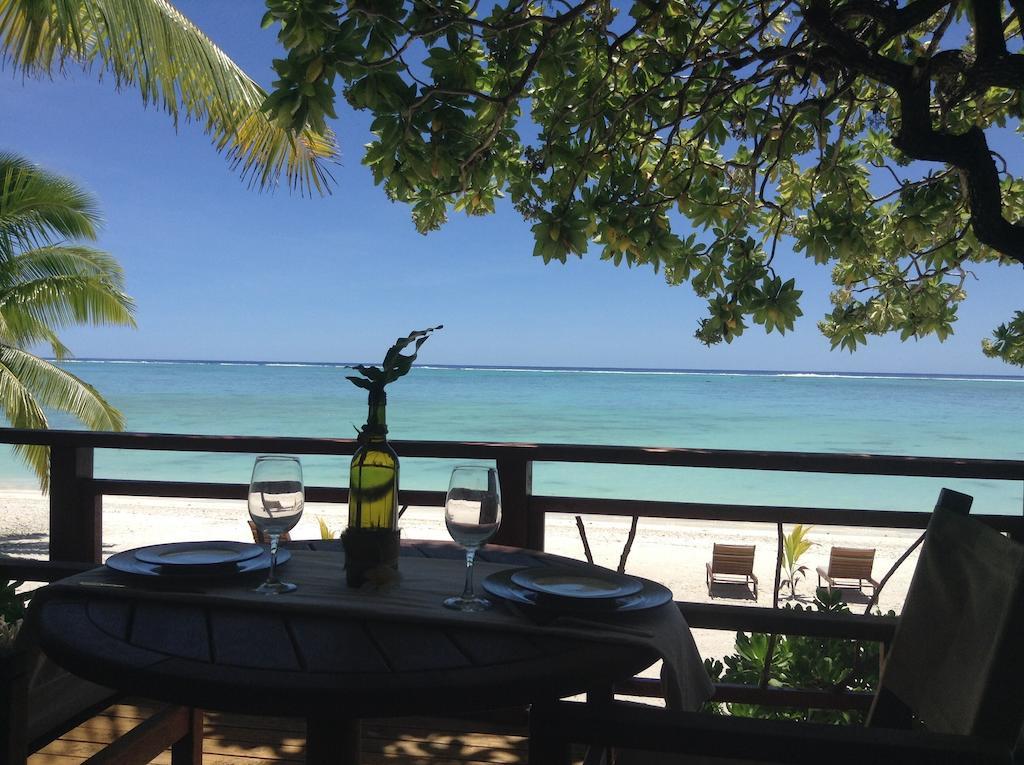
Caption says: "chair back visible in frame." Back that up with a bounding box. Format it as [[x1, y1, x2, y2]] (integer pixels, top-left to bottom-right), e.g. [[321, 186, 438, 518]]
[[868, 508, 1024, 746], [827, 547, 875, 579], [711, 544, 755, 576]]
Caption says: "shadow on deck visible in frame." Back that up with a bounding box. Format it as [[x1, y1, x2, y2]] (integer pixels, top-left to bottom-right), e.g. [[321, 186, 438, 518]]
[[28, 699, 585, 764]]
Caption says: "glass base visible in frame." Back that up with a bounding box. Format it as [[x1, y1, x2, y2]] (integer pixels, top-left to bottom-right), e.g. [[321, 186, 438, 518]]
[[443, 594, 492, 612], [254, 580, 297, 594]]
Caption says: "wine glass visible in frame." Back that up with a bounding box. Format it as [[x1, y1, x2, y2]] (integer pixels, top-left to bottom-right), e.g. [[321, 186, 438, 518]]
[[248, 455, 304, 594], [443, 466, 502, 611]]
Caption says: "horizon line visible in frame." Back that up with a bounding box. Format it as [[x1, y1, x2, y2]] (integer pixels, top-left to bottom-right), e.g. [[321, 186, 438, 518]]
[[50, 357, 1024, 380]]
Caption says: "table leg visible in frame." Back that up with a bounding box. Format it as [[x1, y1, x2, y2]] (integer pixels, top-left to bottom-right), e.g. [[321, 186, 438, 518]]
[[529, 701, 572, 765], [585, 683, 615, 706], [306, 717, 361, 765], [582, 685, 615, 764], [170, 708, 204, 765]]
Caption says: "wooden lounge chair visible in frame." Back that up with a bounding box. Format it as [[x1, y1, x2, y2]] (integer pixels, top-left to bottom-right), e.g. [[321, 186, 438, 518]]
[[706, 544, 757, 598], [817, 547, 879, 594]]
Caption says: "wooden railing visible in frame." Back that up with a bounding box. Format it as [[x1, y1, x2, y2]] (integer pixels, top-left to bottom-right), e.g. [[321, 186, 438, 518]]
[[2, 427, 1023, 712]]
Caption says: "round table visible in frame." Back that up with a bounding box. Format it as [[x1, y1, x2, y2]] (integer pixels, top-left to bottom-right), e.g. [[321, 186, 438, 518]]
[[31, 540, 659, 763]]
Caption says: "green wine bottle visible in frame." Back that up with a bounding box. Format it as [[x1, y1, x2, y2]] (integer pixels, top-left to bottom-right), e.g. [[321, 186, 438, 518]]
[[343, 325, 441, 586], [346, 390, 400, 586]]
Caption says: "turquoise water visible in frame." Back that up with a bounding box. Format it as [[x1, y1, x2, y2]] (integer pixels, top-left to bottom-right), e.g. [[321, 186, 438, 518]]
[[3, 360, 1023, 514]]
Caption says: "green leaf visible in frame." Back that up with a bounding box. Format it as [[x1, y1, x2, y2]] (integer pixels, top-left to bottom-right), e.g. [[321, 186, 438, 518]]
[[350, 364, 384, 382], [345, 376, 374, 390], [347, 326, 443, 393]]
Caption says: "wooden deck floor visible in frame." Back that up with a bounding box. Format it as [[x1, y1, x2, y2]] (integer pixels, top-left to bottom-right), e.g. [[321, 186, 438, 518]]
[[28, 700, 583, 764]]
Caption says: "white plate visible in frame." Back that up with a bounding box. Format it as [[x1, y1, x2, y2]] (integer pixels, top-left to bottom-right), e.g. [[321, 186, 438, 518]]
[[510, 566, 643, 600], [134, 541, 263, 568]]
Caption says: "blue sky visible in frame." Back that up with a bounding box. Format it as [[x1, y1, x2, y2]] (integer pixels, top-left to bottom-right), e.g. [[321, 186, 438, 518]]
[[0, 1, 1020, 374]]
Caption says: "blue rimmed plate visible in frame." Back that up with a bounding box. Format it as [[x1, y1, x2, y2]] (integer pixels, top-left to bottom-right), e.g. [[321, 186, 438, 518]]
[[483, 567, 671, 614], [134, 541, 263, 568], [107, 546, 289, 580], [510, 566, 643, 601]]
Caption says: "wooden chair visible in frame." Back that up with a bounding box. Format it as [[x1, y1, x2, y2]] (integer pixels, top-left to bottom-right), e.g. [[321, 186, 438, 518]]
[[817, 547, 879, 594], [1, 564, 203, 765], [706, 544, 757, 599], [530, 493, 1024, 764]]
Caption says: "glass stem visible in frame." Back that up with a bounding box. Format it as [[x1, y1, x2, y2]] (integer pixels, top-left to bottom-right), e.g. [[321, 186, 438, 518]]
[[267, 533, 280, 584], [462, 547, 477, 600]]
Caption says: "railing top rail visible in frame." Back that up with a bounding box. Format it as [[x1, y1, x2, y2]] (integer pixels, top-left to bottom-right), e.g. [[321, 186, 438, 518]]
[[1, 427, 1022, 480]]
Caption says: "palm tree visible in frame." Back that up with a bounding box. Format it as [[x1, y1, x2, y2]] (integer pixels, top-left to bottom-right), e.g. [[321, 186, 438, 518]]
[[0, 152, 135, 489], [0, 0, 337, 194]]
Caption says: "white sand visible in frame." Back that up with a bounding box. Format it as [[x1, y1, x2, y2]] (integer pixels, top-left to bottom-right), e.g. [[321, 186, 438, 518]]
[[0, 489, 921, 661]]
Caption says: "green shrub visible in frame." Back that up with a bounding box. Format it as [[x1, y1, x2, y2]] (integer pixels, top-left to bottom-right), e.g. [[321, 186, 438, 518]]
[[0, 579, 26, 651], [705, 589, 889, 724]]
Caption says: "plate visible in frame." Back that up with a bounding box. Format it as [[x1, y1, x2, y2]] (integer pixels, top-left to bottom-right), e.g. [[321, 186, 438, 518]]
[[482, 568, 672, 614], [134, 541, 264, 568], [106, 547, 290, 580], [510, 566, 642, 600]]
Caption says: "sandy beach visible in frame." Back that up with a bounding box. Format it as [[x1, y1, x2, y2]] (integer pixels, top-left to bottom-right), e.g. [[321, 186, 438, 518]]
[[0, 489, 921, 661]]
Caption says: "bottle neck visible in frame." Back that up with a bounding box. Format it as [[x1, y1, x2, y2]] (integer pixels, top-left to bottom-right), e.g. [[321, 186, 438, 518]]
[[363, 391, 388, 440]]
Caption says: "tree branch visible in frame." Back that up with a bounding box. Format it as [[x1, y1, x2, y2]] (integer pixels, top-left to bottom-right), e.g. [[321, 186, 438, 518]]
[[893, 80, 1024, 263], [802, 0, 911, 86], [972, 0, 1008, 62], [803, 0, 1024, 264]]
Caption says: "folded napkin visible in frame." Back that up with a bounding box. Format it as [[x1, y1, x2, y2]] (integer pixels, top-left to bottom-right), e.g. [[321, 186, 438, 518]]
[[30, 551, 714, 711]]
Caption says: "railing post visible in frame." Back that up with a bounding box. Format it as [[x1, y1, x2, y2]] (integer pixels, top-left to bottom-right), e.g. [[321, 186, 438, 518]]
[[49, 446, 101, 563], [1016, 482, 1024, 543], [493, 457, 541, 550], [0, 647, 31, 765]]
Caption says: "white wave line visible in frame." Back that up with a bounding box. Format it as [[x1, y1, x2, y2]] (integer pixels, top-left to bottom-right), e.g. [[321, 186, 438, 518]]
[[50, 360, 1024, 383]]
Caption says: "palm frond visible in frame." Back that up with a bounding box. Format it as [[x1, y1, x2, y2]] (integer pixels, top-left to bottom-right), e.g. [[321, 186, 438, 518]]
[[0, 351, 49, 487], [0, 0, 338, 195], [0, 273, 136, 336], [0, 244, 133, 351], [0, 345, 124, 430], [0, 350, 47, 429], [12, 443, 50, 490], [0, 155, 132, 491], [0, 306, 72, 356], [0, 244, 127, 288], [0, 152, 100, 250]]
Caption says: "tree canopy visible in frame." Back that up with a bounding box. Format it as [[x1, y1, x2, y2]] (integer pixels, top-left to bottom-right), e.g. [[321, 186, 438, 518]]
[[262, 0, 1024, 364]]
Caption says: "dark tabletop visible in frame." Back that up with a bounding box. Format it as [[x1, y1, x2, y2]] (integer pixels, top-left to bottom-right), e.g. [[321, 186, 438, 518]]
[[31, 540, 658, 719]]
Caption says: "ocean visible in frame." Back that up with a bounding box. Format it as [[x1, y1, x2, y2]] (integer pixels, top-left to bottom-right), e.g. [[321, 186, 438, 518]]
[[3, 360, 1022, 515]]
